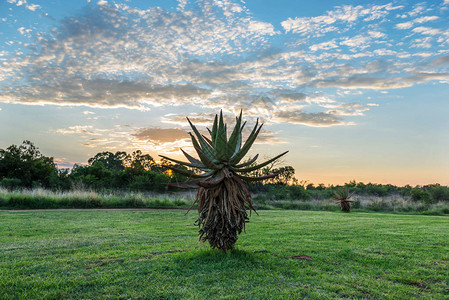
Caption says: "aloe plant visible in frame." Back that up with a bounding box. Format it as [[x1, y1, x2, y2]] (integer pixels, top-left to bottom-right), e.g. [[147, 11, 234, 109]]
[[332, 187, 355, 212], [160, 111, 288, 250]]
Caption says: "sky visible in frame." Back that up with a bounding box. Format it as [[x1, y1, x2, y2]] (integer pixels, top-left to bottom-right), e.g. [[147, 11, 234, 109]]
[[0, 0, 448, 186]]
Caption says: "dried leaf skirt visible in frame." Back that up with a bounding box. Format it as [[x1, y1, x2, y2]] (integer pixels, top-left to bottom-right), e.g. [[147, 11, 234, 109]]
[[194, 176, 256, 251]]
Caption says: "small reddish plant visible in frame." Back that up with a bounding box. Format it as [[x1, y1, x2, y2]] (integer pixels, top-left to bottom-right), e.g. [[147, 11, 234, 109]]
[[332, 187, 355, 212]]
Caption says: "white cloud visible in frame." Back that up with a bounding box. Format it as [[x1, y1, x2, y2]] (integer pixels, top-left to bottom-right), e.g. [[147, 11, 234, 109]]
[[282, 4, 401, 36], [314, 71, 449, 90], [411, 37, 433, 48], [55, 124, 193, 155], [17, 27, 31, 36], [247, 20, 277, 36], [408, 3, 427, 17], [396, 21, 413, 29], [340, 35, 371, 50], [1, 79, 212, 109], [396, 15, 439, 30], [322, 102, 372, 116], [415, 16, 439, 23], [1, 0, 449, 129], [177, 0, 187, 11], [132, 127, 188, 144], [7, 0, 40, 11], [26, 3, 40, 11], [309, 40, 338, 51], [412, 26, 441, 35], [373, 49, 397, 56], [0, 1, 277, 109], [56, 125, 97, 135], [272, 108, 345, 127], [368, 31, 386, 38]]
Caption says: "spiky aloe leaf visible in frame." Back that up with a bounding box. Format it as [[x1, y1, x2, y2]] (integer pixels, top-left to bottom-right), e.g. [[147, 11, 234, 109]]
[[332, 187, 355, 200], [236, 172, 280, 182], [193, 146, 220, 170], [189, 133, 219, 169], [197, 172, 226, 188], [163, 165, 214, 178], [187, 117, 216, 160], [233, 151, 289, 173], [240, 120, 246, 132], [216, 110, 225, 142], [230, 119, 262, 164], [234, 154, 259, 168], [181, 149, 204, 167], [215, 111, 228, 160], [227, 111, 242, 158], [230, 120, 246, 158], [162, 182, 199, 189], [159, 155, 205, 169], [202, 135, 213, 147], [207, 128, 213, 141], [211, 114, 218, 145]]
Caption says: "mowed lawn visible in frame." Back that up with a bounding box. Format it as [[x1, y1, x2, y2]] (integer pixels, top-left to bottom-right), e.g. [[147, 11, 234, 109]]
[[0, 210, 448, 299]]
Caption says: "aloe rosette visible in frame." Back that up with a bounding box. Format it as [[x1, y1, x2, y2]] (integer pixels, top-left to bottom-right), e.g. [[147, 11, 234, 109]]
[[160, 111, 288, 250]]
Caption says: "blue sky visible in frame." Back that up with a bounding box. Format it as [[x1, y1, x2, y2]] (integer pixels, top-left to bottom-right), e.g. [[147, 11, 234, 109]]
[[0, 0, 448, 185]]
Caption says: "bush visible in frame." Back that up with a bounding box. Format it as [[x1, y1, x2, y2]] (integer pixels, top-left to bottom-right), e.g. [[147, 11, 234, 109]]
[[352, 198, 361, 209], [410, 189, 433, 204], [288, 185, 310, 200], [428, 185, 449, 202], [0, 178, 22, 189], [367, 199, 389, 211], [252, 195, 266, 205]]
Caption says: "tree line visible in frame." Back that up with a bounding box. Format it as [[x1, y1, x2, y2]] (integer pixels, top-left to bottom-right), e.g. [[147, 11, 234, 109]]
[[0, 141, 448, 203], [0, 141, 184, 192]]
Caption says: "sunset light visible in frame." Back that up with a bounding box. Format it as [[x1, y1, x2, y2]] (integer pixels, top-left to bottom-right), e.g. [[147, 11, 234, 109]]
[[0, 0, 448, 185]]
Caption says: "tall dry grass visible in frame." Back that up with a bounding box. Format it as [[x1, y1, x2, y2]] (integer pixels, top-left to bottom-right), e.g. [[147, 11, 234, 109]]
[[252, 193, 449, 215], [1, 187, 448, 215], [0, 187, 195, 209]]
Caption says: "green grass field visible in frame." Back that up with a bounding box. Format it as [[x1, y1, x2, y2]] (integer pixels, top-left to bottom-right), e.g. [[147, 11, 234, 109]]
[[1, 210, 448, 299]]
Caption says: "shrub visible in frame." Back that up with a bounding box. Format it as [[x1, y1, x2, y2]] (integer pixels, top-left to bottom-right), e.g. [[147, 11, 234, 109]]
[[410, 189, 433, 204], [367, 199, 389, 211], [0, 178, 22, 189], [428, 185, 449, 202], [288, 185, 310, 200], [352, 198, 361, 209]]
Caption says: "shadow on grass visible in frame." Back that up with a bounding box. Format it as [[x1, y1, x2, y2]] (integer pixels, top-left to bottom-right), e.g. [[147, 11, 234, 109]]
[[173, 248, 264, 263], [169, 247, 313, 271]]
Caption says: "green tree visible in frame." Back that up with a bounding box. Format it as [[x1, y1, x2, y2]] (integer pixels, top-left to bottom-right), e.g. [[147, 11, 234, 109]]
[[69, 162, 114, 189], [410, 188, 433, 204], [266, 165, 295, 185], [424, 184, 449, 202], [0, 141, 58, 188], [129, 150, 155, 171], [87, 151, 129, 171]]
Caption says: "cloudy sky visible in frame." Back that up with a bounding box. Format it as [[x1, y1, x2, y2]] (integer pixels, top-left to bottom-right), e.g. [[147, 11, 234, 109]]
[[1, 0, 448, 185]]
